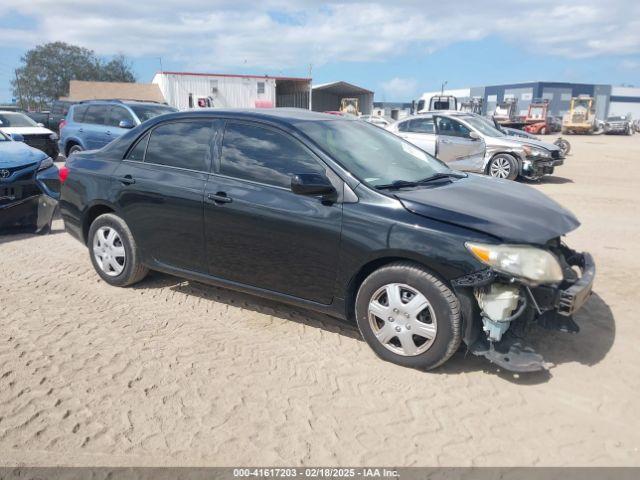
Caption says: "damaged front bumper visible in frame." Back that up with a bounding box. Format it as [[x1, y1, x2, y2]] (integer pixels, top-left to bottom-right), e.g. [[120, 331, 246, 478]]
[[452, 245, 595, 372], [522, 156, 565, 180]]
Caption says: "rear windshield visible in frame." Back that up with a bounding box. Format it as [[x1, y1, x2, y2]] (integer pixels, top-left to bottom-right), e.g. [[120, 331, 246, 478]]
[[0, 112, 38, 128], [129, 105, 177, 123]]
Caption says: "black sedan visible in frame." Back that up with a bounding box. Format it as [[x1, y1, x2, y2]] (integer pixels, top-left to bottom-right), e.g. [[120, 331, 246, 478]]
[[0, 131, 60, 233], [59, 109, 595, 372]]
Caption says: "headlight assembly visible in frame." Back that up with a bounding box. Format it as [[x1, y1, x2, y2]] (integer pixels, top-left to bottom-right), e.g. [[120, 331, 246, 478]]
[[466, 242, 564, 285], [37, 157, 54, 171], [522, 145, 551, 158]]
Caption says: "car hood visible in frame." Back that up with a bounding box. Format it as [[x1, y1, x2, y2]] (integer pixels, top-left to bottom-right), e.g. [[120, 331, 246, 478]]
[[0, 141, 49, 167], [506, 136, 561, 152], [394, 174, 580, 244], [0, 126, 54, 136]]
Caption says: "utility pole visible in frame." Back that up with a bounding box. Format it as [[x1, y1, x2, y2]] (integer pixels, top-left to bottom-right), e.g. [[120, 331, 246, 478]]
[[14, 69, 25, 110], [158, 57, 164, 74], [308, 63, 313, 111]]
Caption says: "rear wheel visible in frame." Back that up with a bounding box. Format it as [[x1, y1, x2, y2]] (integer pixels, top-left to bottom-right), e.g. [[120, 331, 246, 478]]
[[88, 213, 148, 287], [355, 262, 461, 370], [488, 154, 518, 180], [68, 144, 83, 156]]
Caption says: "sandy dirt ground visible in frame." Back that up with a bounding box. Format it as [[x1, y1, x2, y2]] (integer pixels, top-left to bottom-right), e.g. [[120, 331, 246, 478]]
[[1, 135, 639, 467]]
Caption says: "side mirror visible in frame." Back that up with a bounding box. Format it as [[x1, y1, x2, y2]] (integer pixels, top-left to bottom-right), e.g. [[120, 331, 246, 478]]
[[118, 120, 135, 129], [11, 133, 25, 142], [291, 173, 336, 197], [469, 131, 480, 140]]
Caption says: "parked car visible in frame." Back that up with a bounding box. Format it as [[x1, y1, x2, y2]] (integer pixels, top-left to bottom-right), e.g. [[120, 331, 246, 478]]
[[361, 115, 391, 128], [0, 110, 59, 159], [496, 119, 572, 156], [59, 100, 177, 157], [0, 130, 60, 233], [59, 109, 595, 372], [387, 112, 565, 180], [25, 100, 76, 134], [603, 116, 634, 135]]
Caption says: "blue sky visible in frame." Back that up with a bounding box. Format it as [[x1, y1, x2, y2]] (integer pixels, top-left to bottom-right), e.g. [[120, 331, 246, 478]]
[[1, 1, 639, 104]]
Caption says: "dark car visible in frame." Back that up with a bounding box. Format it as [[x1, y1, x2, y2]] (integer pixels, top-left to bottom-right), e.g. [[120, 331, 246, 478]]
[[59, 109, 595, 372], [0, 131, 60, 233], [25, 100, 76, 134]]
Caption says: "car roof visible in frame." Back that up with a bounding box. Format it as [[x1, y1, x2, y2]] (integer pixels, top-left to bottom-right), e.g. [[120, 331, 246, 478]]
[[74, 100, 171, 107], [143, 108, 354, 126]]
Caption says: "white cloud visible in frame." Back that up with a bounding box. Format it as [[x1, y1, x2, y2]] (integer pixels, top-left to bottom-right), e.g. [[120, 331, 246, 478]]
[[380, 77, 419, 100], [1, 0, 639, 74]]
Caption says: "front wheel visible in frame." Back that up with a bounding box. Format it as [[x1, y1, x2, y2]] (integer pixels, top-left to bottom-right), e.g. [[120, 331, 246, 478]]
[[88, 213, 148, 287], [487, 154, 518, 180], [68, 144, 83, 156], [355, 262, 461, 370]]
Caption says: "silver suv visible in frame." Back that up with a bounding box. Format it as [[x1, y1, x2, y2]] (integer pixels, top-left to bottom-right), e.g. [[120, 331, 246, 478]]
[[387, 111, 565, 180]]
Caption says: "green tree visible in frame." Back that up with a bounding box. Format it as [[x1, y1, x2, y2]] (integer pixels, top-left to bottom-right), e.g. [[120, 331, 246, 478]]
[[12, 42, 136, 109]]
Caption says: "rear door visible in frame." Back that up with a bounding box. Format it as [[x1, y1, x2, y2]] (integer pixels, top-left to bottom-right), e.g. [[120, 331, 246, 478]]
[[113, 120, 214, 272], [203, 120, 343, 304], [434, 116, 485, 171], [395, 117, 436, 155]]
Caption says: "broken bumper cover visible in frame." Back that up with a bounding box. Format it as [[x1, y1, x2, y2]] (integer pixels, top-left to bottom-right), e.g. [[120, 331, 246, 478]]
[[454, 250, 596, 373]]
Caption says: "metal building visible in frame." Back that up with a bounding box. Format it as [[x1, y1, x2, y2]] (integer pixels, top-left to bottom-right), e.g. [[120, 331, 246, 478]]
[[152, 72, 311, 111], [311, 81, 374, 115], [418, 81, 640, 120]]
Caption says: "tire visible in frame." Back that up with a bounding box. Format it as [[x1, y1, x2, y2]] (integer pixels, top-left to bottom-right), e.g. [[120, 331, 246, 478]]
[[355, 262, 461, 370], [68, 144, 83, 156], [487, 154, 518, 180], [87, 213, 148, 287], [554, 138, 571, 155]]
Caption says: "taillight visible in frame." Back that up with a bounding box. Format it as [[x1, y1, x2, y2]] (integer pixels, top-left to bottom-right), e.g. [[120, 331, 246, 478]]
[[59, 119, 67, 131], [58, 165, 70, 184]]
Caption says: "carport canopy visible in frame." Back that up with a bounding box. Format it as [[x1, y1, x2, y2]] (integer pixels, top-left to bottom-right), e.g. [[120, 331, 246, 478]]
[[311, 81, 374, 114]]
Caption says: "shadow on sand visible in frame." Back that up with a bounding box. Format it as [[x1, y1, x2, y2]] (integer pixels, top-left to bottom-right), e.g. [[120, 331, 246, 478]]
[[135, 272, 615, 385]]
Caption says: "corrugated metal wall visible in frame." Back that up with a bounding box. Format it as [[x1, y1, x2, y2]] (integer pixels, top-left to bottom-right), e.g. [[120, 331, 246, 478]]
[[153, 74, 277, 110], [311, 91, 373, 114]]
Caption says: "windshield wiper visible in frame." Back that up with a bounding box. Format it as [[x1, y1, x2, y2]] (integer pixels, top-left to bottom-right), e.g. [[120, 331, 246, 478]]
[[416, 172, 467, 183], [376, 172, 466, 190]]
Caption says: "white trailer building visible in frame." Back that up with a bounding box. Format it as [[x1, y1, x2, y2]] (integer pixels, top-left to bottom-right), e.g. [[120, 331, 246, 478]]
[[152, 72, 311, 111]]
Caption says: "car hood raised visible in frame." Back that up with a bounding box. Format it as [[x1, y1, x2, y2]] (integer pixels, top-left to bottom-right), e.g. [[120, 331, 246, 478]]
[[0, 141, 48, 167], [394, 174, 580, 244]]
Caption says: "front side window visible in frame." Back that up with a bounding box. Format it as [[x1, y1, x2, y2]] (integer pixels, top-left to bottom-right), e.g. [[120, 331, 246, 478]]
[[296, 119, 449, 188], [436, 117, 471, 138], [83, 106, 108, 125], [144, 121, 213, 171], [221, 122, 324, 188], [108, 107, 134, 127], [397, 120, 410, 132]]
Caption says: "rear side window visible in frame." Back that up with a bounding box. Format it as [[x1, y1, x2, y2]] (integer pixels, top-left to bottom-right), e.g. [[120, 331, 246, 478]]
[[144, 121, 212, 171], [407, 118, 434, 133], [221, 122, 324, 188], [126, 132, 150, 162], [83, 106, 108, 125], [72, 105, 88, 122]]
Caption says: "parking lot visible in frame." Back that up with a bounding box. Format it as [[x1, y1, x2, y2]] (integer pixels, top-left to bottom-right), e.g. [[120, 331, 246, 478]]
[[0, 134, 639, 467]]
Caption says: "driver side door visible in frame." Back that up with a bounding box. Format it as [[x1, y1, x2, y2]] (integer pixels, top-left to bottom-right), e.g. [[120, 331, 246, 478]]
[[435, 116, 485, 172]]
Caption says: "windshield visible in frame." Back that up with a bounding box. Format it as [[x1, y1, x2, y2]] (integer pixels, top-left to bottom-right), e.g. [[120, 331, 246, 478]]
[[461, 115, 506, 137], [297, 119, 450, 188], [0, 112, 38, 128], [129, 104, 177, 123]]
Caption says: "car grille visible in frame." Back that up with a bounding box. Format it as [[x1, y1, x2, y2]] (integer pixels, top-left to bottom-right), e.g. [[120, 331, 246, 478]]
[[0, 162, 37, 181], [22, 134, 57, 157], [0, 186, 23, 205]]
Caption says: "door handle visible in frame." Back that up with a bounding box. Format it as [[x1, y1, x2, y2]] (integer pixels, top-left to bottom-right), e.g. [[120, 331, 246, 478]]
[[441, 138, 452, 144], [78, 128, 84, 133], [207, 192, 232, 204], [118, 175, 136, 185]]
